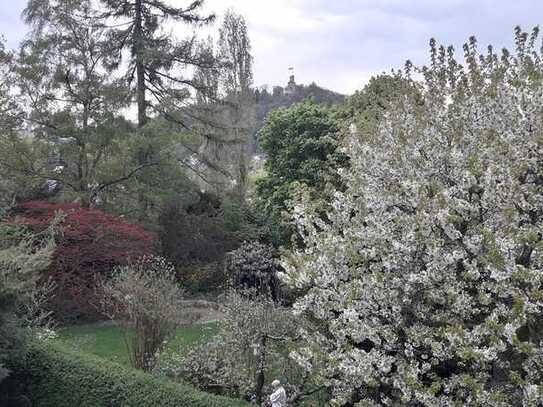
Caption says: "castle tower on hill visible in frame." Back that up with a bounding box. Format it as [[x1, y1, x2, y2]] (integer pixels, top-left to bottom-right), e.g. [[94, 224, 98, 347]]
[[284, 68, 297, 95]]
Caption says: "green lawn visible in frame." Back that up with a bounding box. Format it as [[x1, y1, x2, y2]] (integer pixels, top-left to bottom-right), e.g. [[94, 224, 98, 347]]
[[54, 322, 218, 366]]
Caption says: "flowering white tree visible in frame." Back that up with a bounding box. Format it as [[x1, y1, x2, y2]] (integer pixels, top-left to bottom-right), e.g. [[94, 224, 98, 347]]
[[282, 27, 543, 406], [165, 290, 303, 404]]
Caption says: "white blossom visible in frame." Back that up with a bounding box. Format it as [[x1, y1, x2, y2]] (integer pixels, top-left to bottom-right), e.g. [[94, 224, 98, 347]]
[[284, 28, 543, 406]]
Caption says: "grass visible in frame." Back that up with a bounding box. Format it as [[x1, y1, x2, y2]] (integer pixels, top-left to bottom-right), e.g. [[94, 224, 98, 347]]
[[54, 322, 218, 366]]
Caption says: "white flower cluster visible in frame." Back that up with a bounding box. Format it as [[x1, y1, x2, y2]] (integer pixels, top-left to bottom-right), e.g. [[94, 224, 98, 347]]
[[283, 28, 543, 406], [34, 327, 58, 341]]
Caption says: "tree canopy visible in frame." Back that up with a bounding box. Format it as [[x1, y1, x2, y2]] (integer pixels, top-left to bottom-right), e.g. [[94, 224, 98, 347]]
[[256, 100, 344, 246], [97, 0, 215, 127], [283, 28, 543, 406]]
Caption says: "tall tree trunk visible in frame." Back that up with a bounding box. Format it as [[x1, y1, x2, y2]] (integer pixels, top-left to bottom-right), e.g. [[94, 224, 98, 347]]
[[134, 0, 147, 216], [134, 0, 147, 128]]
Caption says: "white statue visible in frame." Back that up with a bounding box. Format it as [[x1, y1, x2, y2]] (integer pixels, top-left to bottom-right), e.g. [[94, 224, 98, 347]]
[[269, 379, 287, 407]]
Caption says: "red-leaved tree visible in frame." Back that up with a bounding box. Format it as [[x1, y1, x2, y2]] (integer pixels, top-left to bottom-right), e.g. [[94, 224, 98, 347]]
[[10, 201, 154, 321]]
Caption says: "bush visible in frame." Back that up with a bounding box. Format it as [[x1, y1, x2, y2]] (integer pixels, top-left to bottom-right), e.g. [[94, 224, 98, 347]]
[[4, 341, 249, 407], [158, 192, 259, 293], [158, 193, 236, 269], [0, 217, 56, 385], [225, 241, 282, 299], [99, 256, 189, 371], [10, 200, 154, 321]]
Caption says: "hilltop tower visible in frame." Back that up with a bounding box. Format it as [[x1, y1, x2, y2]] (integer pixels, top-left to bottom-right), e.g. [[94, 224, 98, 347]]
[[285, 67, 297, 95]]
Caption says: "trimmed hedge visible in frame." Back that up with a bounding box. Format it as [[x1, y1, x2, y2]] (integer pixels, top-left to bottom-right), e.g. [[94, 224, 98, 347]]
[[7, 342, 249, 407]]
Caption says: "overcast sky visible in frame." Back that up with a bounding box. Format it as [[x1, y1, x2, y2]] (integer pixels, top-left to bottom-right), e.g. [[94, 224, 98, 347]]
[[2, 0, 543, 94]]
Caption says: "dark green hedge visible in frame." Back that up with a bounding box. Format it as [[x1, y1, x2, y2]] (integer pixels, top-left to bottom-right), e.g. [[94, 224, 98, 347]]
[[7, 342, 249, 407]]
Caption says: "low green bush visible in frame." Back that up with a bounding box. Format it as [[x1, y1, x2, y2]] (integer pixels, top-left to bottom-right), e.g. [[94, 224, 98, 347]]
[[7, 342, 249, 407]]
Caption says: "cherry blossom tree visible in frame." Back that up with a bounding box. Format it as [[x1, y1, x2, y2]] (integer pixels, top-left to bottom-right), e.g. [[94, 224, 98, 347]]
[[283, 27, 543, 406], [157, 290, 324, 404]]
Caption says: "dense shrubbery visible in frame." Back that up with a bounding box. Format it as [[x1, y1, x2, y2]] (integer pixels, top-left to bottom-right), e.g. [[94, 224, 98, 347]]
[[158, 192, 260, 292], [225, 241, 283, 299], [10, 200, 154, 321], [0, 215, 57, 405], [159, 193, 237, 288], [3, 341, 249, 407]]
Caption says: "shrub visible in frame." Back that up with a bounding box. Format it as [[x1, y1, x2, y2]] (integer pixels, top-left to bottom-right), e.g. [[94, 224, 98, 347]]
[[158, 193, 253, 293], [0, 217, 58, 406], [99, 256, 189, 371], [3, 341, 249, 407], [160, 291, 312, 405], [225, 241, 283, 299], [10, 200, 154, 321], [0, 218, 56, 383], [158, 192, 235, 264]]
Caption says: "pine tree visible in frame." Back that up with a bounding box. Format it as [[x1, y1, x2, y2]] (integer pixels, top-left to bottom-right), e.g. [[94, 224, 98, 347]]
[[99, 0, 215, 127], [8, 0, 154, 207]]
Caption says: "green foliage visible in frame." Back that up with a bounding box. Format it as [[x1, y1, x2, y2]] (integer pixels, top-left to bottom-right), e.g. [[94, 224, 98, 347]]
[[7, 1, 137, 206], [221, 198, 261, 240], [158, 192, 260, 293], [100, 119, 199, 226], [256, 100, 344, 246], [0, 39, 26, 207], [254, 82, 345, 152], [0, 217, 56, 383], [5, 341, 249, 407]]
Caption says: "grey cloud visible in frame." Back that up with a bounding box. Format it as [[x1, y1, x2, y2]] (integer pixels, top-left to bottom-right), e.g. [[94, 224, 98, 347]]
[[258, 0, 543, 92], [1, 1, 26, 49], [2, 0, 543, 93]]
